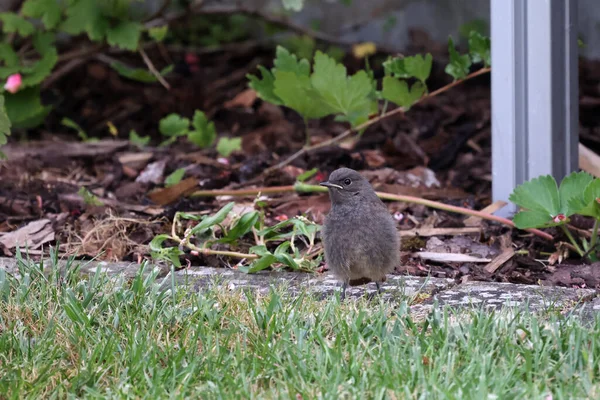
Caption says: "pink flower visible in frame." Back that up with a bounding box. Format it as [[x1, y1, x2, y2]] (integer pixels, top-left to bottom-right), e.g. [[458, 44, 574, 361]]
[[553, 214, 566, 223], [4, 74, 21, 94]]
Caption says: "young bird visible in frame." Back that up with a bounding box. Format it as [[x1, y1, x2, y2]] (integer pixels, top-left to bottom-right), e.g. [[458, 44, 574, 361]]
[[320, 167, 400, 300]]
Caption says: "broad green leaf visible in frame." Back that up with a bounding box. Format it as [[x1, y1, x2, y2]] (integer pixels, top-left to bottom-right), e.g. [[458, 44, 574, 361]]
[[0, 13, 35, 36], [149, 234, 183, 268], [249, 245, 271, 257], [558, 171, 594, 215], [4, 87, 51, 129], [221, 211, 260, 243], [381, 77, 426, 110], [247, 66, 282, 105], [149, 234, 172, 252], [274, 70, 334, 120], [106, 20, 143, 51], [110, 61, 173, 83], [445, 37, 472, 80], [165, 168, 185, 187], [297, 168, 318, 182], [509, 174, 560, 216], [61, 0, 107, 41], [159, 114, 189, 137], [129, 129, 150, 146], [189, 202, 235, 236], [468, 31, 491, 67], [0, 95, 11, 146], [216, 137, 242, 157], [273, 241, 299, 269], [188, 110, 216, 148], [382, 53, 433, 83], [273, 46, 310, 76], [282, 0, 304, 11], [568, 179, 600, 219], [148, 25, 168, 42], [311, 51, 374, 126], [512, 209, 557, 230], [0, 44, 19, 68], [239, 254, 277, 273], [21, 47, 58, 88], [22, 0, 62, 29]]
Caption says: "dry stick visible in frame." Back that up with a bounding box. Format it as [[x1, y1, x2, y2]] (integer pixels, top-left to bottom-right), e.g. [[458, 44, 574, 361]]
[[190, 182, 554, 242], [139, 47, 171, 90], [263, 67, 492, 175]]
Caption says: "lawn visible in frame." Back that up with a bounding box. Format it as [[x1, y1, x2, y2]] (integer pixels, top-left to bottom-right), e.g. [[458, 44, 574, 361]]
[[1, 252, 599, 399]]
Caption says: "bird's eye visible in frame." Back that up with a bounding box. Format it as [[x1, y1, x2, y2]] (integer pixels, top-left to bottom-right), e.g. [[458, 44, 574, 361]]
[[343, 178, 351, 185]]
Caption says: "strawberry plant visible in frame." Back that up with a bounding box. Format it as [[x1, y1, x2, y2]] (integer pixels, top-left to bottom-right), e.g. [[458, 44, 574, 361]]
[[510, 171, 600, 260], [248, 33, 490, 146]]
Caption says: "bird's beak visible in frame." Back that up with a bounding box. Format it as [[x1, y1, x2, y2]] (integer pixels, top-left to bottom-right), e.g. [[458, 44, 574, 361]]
[[320, 181, 343, 189]]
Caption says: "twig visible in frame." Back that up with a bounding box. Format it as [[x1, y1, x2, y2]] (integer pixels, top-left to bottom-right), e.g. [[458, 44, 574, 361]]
[[143, 0, 174, 23], [189, 181, 555, 242], [139, 47, 171, 90], [42, 57, 90, 89], [263, 67, 492, 175]]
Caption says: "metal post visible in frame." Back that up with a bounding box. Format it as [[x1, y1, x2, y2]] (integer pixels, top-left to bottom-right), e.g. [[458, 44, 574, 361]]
[[491, 0, 578, 216]]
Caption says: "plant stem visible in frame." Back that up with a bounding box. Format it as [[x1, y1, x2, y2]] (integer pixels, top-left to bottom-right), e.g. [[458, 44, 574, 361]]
[[590, 219, 599, 252], [263, 67, 491, 175], [381, 100, 389, 117], [560, 225, 584, 256], [190, 182, 555, 242]]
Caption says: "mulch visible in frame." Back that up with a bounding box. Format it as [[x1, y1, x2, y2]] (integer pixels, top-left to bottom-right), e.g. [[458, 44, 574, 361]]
[[2, 30, 600, 289]]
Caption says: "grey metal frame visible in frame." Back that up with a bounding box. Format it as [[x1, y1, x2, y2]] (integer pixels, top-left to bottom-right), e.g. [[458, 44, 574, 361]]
[[491, 0, 579, 216]]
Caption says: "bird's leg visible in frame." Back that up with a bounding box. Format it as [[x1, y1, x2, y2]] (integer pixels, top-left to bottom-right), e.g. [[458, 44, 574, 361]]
[[375, 282, 383, 294], [340, 282, 347, 300]]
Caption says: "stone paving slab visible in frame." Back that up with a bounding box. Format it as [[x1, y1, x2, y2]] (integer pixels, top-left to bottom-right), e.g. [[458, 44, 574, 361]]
[[176, 267, 454, 300], [411, 281, 597, 315], [1, 257, 598, 318]]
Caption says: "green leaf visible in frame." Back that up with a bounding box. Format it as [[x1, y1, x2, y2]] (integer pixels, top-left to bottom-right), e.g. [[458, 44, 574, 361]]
[[0, 95, 12, 146], [189, 202, 235, 236], [78, 187, 104, 206], [310, 51, 374, 126], [21, 47, 58, 88], [216, 137, 242, 157], [62, 117, 92, 141], [247, 66, 282, 105], [281, 0, 304, 11], [129, 129, 150, 146], [509, 175, 560, 216], [558, 171, 594, 216], [149, 234, 183, 268], [188, 110, 216, 148], [110, 61, 173, 83], [0, 44, 19, 68], [249, 245, 271, 257], [0, 13, 35, 36], [272, 241, 299, 269], [468, 31, 491, 67], [273, 71, 334, 120], [148, 25, 168, 42], [106, 20, 143, 51], [381, 77, 426, 110], [239, 254, 277, 273], [159, 114, 189, 137], [568, 179, 600, 219], [61, 0, 107, 41], [4, 87, 50, 129], [512, 209, 557, 230], [382, 53, 433, 83], [297, 168, 318, 182], [22, 0, 62, 29], [165, 168, 185, 187], [221, 211, 260, 243], [273, 46, 311, 76], [445, 37, 472, 80]]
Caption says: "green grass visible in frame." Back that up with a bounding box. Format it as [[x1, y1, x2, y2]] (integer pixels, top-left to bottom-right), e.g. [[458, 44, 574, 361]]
[[1, 251, 600, 399]]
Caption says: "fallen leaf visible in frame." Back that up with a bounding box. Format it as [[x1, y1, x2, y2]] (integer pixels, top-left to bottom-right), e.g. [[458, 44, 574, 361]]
[[224, 89, 257, 108], [136, 159, 167, 184], [0, 219, 55, 251], [148, 177, 199, 205]]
